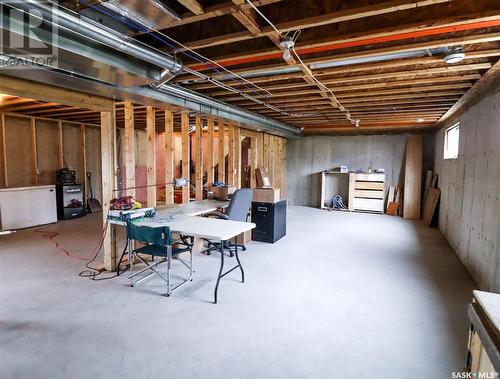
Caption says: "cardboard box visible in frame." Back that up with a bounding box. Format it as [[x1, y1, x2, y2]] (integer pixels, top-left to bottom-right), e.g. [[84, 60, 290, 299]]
[[252, 188, 280, 203], [234, 230, 251, 245], [209, 185, 236, 201], [255, 168, 272, 188]]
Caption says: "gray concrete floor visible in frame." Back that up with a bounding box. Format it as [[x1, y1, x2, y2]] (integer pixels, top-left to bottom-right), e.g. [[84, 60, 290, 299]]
[[0, 206, 476, 379]]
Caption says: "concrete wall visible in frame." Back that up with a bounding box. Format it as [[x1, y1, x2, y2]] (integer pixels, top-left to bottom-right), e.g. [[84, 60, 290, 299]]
[[286, 134, 408, 207], [434, 85, 500, 292]]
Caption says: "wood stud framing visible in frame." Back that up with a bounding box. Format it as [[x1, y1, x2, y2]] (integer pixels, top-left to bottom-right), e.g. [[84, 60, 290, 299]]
[[164, 110, 174, 205], [146, 106, 156, 207], [181, 113, 190, 203], [194, 116, 203, 201]]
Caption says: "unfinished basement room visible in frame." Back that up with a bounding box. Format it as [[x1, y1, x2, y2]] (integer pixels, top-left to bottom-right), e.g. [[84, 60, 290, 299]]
[[1, 0, 500, 378]]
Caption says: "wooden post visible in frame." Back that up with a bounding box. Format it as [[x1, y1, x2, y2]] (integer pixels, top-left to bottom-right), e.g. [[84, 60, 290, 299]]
[[194, 116, 203, 201], [146, 106, 156, 207], [181, 113, 190, 203], [250, 135, 257, 188], [101, 110, 116, 271], [263, 133, 269, 172], [282, 138, 287, 197], [234, 126, 241, 188], [206, 118, 215, 186], [123, 101, 135, 197], [217, 121, 225, 183], [164, 110, 174, 205], [30, 118, 37, 185], [227, 124, 234, 186], [80, 124, 87, 208], [0, 113, 7, 187], [57, 120, 64, 168]]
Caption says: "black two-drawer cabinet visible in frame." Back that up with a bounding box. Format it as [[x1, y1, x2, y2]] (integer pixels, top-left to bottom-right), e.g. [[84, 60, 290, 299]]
[[251, 200, 286, 243]]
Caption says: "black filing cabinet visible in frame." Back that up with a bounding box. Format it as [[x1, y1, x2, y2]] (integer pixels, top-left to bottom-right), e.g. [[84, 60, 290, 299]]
[[56, 184, 85, 220], [251, 200, 286, 243]]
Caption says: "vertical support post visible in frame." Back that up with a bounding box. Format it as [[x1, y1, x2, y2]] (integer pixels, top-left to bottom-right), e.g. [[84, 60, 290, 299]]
[[81, 124, 87, 208], [234, 126, 241, 189], [206, 118, 214, 186], [250, 135, 257, 188], [263, 133, 269, 172], [256, 132, 263, 172], [146, 106, 156, 207], [57, 120, 64, 168], [217, 121, 225, 183], [0, 113, 7, 187], [227, 123, 234, 186], [101, 110, 116, 271], [30, 118, 37, 185], [164, 110, 174, 205], [282, 138, 287, 197], [181, 113, 190, 203], [123, 100, 135, 197], [194, 116, 203, 201]]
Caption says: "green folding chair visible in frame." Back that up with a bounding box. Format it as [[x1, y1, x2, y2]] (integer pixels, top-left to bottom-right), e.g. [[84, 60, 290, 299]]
[[126, 221, 193, 296]]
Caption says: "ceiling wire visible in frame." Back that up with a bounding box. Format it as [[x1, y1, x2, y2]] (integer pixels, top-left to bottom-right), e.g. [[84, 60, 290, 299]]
[[245, 0, 360, 126], [74, 0, 321, 118]]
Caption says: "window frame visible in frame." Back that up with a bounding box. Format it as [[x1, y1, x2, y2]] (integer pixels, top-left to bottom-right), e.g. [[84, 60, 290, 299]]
[[443, 122, 460, 160]]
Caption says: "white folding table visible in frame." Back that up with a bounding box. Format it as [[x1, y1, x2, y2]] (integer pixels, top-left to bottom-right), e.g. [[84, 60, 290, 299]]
[[114, 200, 255, 303]]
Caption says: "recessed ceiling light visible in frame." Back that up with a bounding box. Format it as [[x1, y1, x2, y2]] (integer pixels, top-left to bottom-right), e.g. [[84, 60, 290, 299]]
[[444, 46, 465, 64], [416, 118, 425, 123]]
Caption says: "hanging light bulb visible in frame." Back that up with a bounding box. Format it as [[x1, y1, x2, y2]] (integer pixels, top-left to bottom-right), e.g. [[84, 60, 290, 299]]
[[282, 47, 291, 61], [280, 36, 295, 62]]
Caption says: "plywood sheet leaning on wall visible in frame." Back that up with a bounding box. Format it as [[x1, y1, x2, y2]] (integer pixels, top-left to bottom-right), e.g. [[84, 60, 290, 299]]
[[423, 187, 440, 226], [403, 134, 423, 219]]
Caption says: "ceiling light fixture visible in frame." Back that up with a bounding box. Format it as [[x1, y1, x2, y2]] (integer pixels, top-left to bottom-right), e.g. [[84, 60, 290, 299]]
[[416, 118, 425, 123], [280, 36, 295, 61], [444, 46, 465, 64]]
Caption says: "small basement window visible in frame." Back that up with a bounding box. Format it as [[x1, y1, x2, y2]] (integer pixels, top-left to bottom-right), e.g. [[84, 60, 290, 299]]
[[443, 122, 460, 159]]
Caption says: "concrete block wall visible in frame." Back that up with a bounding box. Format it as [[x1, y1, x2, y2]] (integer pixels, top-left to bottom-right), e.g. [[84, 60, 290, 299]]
[[286, 134, 407, 207], [434, 85, 500, 292]]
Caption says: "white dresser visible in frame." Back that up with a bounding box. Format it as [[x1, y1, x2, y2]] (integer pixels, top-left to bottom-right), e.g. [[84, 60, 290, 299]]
[[0, 185, 57, 230]]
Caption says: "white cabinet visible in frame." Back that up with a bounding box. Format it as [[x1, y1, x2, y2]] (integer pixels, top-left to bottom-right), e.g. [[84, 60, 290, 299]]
[[0, 185, 57, 230]]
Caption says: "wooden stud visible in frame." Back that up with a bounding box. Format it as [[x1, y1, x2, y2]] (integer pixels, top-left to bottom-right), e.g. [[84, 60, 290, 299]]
[[0, 113, 6, 187], [123, 101, 135, 197], [57, 120, 64, 168], [80, 124, 87, 208], [194, 116, 203, 201], [30, 118, 37, 185], [146, 106, 156, 207], [217, 121, 226, 183], [164, 110, 174, 205], [206, 118, 215, 186], [227, 123, 235, 186], [181, 113, 190, 203], [101, 110, 116, 271], [234, 126, 241, 188]]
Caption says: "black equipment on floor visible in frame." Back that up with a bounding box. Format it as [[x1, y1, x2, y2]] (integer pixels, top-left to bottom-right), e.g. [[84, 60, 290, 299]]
[[86, 172, 102, 213], [56, 184, 85, 220], [251, 200, 286, 243]]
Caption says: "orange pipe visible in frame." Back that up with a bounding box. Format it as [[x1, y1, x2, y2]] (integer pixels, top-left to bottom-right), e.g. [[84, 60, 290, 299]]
[[190, 19, 500, 71]]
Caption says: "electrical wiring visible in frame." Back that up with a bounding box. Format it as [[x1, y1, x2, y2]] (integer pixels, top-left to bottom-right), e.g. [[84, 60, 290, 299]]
[[74, 0, 317, 118], [245, 0, 361, 126]]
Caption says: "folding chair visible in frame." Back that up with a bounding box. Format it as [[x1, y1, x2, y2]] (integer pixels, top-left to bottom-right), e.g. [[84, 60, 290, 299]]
[[126, 221, 193, 296]]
